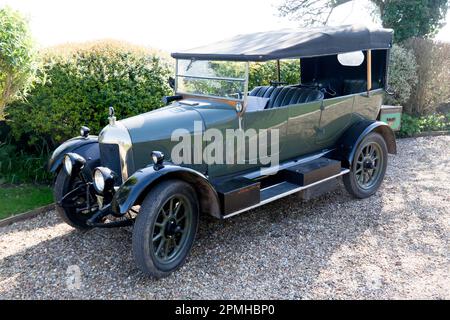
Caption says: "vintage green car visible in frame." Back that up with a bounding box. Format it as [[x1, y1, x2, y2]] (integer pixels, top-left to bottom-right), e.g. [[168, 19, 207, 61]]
[[49, 25, 397, 278]]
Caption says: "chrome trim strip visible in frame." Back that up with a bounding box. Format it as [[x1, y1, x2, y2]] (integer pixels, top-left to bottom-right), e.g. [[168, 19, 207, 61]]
[[223, 169, 350, 219], [260, 181, 286, 192], [176, 91, 244, 102], [176, 74, 246, 82]]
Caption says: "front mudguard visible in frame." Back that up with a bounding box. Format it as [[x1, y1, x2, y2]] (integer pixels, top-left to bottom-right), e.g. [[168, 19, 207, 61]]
[[48, 136, 100, 179], [111, 164, 221, 218], [336, 120, 397, 167]]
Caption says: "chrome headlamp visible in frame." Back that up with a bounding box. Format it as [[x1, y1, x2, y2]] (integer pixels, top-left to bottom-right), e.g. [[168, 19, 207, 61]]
[[80, 126, 90, 138], [151, 151, 164, 170], [151, 151, 164, 166], [63, 153, 86, 176], [93, 167, 116, 194]]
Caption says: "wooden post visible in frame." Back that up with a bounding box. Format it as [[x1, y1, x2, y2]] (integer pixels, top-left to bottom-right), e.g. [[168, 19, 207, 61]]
[[367, 50, 372, 94], [277, 59, 281, 83]]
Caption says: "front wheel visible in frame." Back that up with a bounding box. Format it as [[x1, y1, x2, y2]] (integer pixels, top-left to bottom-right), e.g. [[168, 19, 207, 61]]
[[343, 132, 388, 199], [53, 170, 96, 230], [132, 180, 199, 278]]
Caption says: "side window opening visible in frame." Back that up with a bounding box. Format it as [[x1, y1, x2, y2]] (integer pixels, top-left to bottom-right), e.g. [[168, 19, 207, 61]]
[[300, 50, 388, 98], [248, 59, 300, 90]]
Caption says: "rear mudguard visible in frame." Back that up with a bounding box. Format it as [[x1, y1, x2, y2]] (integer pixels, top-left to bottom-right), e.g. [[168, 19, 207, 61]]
[[336, 120, 397, 167], [48, 136, 100, 179], [111, 164, 221, 218]]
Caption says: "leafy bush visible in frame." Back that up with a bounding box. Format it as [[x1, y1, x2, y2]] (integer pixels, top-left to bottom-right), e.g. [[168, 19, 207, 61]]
[[404, 38, 450, 115], [5, 40, 172, 150], [399, 113, 450, 137], [399, 114, 422, 137], [0, 6, 37, 119], [384, 45, 418, 107]]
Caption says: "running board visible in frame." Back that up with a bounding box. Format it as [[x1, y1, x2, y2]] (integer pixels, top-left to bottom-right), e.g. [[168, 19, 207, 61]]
[[222, 168, 350, 219]]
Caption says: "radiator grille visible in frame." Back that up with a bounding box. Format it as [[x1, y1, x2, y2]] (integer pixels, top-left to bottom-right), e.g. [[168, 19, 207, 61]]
[[99, 143, 122, 184]]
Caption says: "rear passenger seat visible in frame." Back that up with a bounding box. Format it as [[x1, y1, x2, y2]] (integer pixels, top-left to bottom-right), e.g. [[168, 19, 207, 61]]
[[249, 86, 324, 109]]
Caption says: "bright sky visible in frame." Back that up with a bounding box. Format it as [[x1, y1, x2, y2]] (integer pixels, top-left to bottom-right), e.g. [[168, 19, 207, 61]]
[[1, 0, 449, 52]]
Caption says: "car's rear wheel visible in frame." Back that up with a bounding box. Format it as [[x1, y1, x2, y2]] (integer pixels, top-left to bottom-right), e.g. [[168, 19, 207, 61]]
[[53, 169, 95, 230], [132, 180, 199, 278], [343, 132, 388, 199]]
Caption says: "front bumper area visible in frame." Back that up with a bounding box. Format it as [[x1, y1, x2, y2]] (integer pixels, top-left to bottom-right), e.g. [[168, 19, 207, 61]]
[[85, 203, 134, 228], [59, 152, 134, 228]]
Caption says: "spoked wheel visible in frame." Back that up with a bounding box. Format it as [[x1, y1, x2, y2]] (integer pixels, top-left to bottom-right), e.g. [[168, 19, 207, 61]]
[[354, 142, 384, 189], [54, 170, 97, 230], [152, 195, 192, 264], [132, 180, 199, 278], [343, 132, 388, 199]]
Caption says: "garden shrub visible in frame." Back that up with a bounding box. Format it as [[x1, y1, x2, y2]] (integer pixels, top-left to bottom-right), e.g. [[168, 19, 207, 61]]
[[404, 38, 450, 115], [0, 6, 37, 119], [6, 40, 173, 151], [384, 45, 418, 107], [399, 112, 450, 137]]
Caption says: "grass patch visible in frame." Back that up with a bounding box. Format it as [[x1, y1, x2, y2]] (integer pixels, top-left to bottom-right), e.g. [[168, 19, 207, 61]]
[[0, 141, 52, 185], [0, 185, 53, 220]]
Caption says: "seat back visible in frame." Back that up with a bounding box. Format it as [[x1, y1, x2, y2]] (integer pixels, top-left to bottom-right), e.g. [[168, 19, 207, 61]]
[[342, 80, 367, 95], [249, 86, 323, 109]]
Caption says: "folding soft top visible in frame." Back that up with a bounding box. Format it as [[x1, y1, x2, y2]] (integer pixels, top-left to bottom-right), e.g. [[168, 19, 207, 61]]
[[171, 25, 393, 62]]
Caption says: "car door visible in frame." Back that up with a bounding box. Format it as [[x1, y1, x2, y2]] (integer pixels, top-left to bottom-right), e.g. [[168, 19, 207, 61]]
[[242, 107, 288, 168], [284, 100, 323, 159], [198, 102, 288, 178], [315, 95, 354, 147]]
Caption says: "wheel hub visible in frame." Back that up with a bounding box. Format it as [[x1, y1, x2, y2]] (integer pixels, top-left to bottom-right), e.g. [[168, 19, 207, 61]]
[[363, 158, 375, 169], [164, 219, 178, 237]]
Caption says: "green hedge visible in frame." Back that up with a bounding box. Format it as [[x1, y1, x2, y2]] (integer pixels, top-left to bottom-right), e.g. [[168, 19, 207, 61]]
[[384, 44, 418, 107], [399, 113, 450, 137], [6, 40, 172, 151]]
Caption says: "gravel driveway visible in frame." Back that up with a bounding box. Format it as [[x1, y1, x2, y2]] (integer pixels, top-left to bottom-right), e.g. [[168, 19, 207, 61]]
[[0, 136, 449, 300]]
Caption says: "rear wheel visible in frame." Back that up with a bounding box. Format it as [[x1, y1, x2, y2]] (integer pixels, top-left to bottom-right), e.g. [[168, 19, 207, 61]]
[[343, 132, 388, 199], [53, 170, 95, 230], [132, 180, 199, 278]]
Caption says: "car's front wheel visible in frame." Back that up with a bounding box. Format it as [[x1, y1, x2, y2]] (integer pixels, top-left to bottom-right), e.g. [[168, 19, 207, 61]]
[[343, 132, 388, 199], [132, 180, 199, 278], [53, 170, 95, 230]]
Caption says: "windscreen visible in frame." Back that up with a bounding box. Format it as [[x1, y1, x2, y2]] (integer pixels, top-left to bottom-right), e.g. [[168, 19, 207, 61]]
[[176, 59, 247, 100]]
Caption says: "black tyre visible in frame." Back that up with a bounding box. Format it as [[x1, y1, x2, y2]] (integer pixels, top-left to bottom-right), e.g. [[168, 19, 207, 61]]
[[132, 180, 199, 278], [53, 169, 94, 230], [343, 132, 388, 199]]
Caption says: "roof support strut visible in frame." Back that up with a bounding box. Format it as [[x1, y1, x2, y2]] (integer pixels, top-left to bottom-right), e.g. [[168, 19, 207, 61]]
[[367, 49, 372, 95]]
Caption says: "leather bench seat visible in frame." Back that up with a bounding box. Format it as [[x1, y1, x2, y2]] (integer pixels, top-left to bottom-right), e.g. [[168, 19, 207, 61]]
[[343, 79, 367, 95], [249, 86, 324, 109]]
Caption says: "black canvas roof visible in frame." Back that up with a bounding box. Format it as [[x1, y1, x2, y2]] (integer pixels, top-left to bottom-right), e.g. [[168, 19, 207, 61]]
[[171, 25, 393, 62]]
